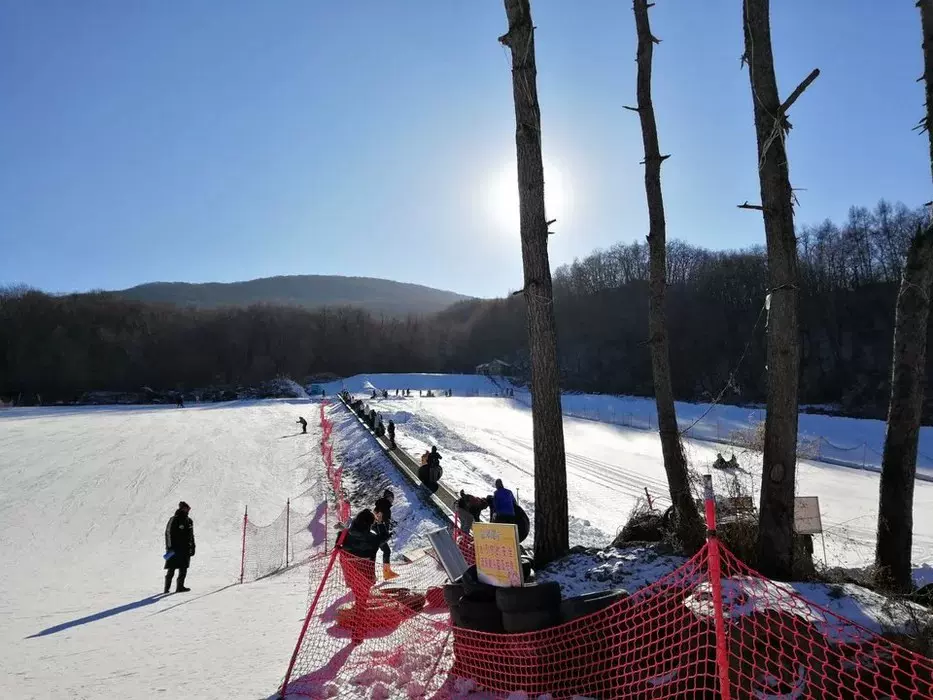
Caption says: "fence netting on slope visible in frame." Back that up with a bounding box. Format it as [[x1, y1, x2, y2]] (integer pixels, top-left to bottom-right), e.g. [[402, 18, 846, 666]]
[[281, 537, 933, 698], [240, 407, 335, 583]]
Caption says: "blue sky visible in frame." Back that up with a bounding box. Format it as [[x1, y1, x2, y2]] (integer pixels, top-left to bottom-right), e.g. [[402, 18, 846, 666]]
[[1, 0, 928, 299]]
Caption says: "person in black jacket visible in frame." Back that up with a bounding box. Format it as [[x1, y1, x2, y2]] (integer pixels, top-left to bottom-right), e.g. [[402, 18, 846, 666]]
[[164, 501, 195, 593], [387, 420, 396, 449], [297, 416, 307, 434], [373, 490, 398, 580]]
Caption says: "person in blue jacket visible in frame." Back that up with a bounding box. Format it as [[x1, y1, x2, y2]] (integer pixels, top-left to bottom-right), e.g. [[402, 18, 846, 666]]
[[491, 479, 517, 526]]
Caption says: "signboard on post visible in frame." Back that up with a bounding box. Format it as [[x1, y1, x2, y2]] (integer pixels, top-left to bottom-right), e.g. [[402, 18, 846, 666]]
[[472, 522, 523, 587], [794, 496, 823, 535]]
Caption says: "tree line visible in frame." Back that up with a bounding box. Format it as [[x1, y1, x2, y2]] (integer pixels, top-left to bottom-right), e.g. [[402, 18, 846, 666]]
[[1, 197, 925, 413]]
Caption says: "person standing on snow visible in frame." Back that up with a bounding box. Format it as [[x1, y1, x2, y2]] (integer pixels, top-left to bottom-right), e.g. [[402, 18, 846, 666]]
[[164, 501, 195, 593], [373, 489, 399, 580], [297, 416, 308, 434], [491, 479, 517, 526], [387, 420, 396, 449]]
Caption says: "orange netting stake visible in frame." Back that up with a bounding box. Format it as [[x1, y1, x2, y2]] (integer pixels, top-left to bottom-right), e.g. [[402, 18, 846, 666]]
[[704, 474, 732, 700]]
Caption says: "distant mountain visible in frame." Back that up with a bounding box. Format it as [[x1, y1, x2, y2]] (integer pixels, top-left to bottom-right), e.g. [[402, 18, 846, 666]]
[[113, 275, 473, 317]]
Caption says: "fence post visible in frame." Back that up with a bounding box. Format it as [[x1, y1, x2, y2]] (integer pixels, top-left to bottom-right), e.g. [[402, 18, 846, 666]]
[[280, 532, 346, 698], [703, 474, 732, 700], [239, 505, 248, 584], [285, 499, 291, 567], [644, 487, 654, 511]]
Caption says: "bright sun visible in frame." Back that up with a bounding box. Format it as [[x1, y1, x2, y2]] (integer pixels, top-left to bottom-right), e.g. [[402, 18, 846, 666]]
[[485, 159, 572, 237]]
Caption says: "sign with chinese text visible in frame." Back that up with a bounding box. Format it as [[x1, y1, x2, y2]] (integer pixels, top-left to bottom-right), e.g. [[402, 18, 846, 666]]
[[473, 522, 523, 587]]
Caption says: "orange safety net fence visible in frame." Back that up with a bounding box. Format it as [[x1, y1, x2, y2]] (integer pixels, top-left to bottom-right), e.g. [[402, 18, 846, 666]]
[[279, 430, 933, 699]]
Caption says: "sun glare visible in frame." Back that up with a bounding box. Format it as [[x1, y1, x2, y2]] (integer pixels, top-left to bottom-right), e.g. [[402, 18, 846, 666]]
[[485, 159, 572, 237]]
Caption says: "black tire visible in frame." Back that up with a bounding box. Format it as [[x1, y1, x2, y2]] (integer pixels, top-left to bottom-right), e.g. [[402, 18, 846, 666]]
[[502, 607, 561, 634], [559, 589, 628, 623], [449, 602, 466, 627], [496, 581, 561, 614], [459, 598, 504, 633], [459, 565, 496, 602], [443, 583, 464, 607], [515, 504, 530, 543]]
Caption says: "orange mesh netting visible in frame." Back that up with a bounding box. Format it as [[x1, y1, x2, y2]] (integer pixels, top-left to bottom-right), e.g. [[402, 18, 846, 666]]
[[280, 407, 933, 698]]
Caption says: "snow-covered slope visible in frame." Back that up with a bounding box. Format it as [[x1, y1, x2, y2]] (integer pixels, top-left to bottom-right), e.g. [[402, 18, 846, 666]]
[[373, 395, 933, 578], [0, 400, 323, 699]]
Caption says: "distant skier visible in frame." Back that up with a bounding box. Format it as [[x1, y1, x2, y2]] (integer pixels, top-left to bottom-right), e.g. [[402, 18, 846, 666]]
[[164, 501, 195, 593], [387, 420, 396, 449], [297, 416, 307, 434], [175, 394, 184, 408], [373, 489, 399, 580], [491, 479, 516, 526]]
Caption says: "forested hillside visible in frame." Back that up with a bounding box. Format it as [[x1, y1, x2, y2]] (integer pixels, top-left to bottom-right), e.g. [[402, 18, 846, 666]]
[[115, 275, 472, 317], [2, 200, 927, 418]]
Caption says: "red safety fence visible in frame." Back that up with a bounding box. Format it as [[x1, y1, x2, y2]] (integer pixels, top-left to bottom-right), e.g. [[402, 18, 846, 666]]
[[279, 471, 933, 699]]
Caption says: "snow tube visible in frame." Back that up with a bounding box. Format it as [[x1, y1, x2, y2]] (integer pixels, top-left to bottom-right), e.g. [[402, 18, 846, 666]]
[[516, 504, 530, 543]]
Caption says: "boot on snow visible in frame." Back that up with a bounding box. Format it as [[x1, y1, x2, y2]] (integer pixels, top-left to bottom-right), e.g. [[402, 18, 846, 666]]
[[176, 585, 191, 592], [383, 564, 400, 581], [164, 573, 173, 594]]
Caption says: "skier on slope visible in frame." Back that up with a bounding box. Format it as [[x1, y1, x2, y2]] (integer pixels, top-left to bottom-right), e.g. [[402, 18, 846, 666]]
[[164, 501, 195, 593], [297, 416, 308, 434], [373, 489, 399, 580]]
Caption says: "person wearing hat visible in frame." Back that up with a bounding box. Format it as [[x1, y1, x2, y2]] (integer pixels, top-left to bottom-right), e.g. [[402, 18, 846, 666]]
[[164, 501, 195, 593], [373, 489, 399, 580]]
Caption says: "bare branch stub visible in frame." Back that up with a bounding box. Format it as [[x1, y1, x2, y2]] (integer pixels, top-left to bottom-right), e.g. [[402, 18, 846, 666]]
[[623, 105, 641, 113], [779, 68, 821, 117], [738, 202, 765, 211]]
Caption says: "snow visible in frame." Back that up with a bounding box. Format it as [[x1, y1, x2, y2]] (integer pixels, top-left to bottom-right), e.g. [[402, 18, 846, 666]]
[[536, 545, 687, 597], [367, 393, 933, 577], [0, 400, 325, 699], [4, 373, 933, 698], [320, 373, 513, 397]]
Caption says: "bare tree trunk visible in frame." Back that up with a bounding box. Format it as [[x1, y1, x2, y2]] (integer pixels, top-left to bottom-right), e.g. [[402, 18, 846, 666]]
[[499, 0, 569, 566], [631, 0, 703, 554], [874, 226, 933, 591], [873, 0, 933, 592], [742, 0, 817, 579]]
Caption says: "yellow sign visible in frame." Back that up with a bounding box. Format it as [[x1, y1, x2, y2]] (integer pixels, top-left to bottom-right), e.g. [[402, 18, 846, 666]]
[[472, 522, 523, 587]]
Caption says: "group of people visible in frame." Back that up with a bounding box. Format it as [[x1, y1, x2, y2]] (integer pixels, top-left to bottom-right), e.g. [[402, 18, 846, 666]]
[[455, 479, 525, 537]]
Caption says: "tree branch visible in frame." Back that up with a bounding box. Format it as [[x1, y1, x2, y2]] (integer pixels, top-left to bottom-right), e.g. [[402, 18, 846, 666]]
[[779, 68, 820, 116], [738, 202, 765, 211]]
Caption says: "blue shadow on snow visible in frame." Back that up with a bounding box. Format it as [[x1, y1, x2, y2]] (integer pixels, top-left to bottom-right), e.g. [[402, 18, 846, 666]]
[[26, 594, 168, 638]]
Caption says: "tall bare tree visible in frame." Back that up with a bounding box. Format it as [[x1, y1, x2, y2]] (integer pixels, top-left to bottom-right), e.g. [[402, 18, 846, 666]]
[[742, 0, 818, 579], [873, 0, 933, 593], [500, 0, 569, 565], [629, 0, 703, 553]]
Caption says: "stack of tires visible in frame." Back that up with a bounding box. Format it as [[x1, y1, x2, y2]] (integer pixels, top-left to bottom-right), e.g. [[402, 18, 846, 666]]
[[444, 566, 503, 633]]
